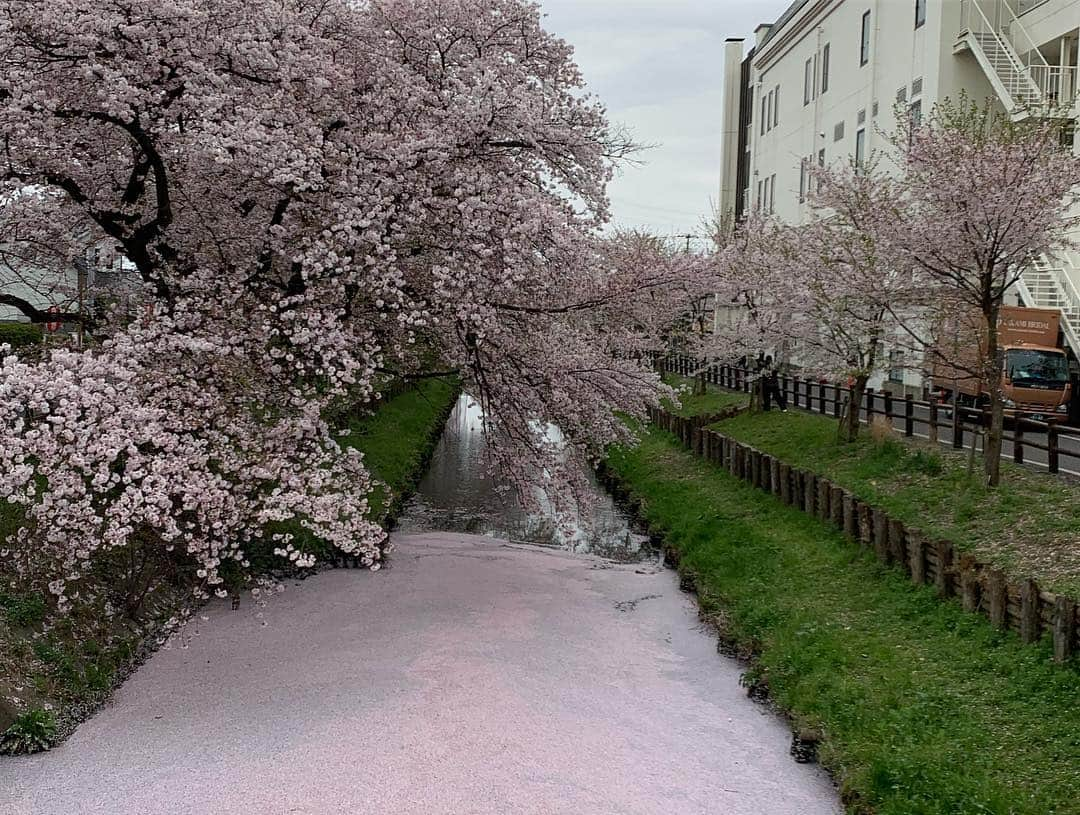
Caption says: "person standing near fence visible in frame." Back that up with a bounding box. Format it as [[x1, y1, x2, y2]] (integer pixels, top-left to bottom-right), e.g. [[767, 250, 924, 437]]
[[762, 356, 787, 412]]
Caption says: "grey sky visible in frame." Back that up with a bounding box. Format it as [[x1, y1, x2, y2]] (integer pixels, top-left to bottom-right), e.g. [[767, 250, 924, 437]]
[[539, 0, 789, 244]]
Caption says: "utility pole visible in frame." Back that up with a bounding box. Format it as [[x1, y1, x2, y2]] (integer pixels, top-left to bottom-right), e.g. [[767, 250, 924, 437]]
[[673, 233, 695, 253]]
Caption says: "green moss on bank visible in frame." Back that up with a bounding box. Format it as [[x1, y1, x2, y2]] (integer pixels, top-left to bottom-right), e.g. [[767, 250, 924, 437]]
[[662, 374, 747, 417], [606, 428, 1080, 815], [703, 397, 1080, 598], [341, 376, 459, 521]]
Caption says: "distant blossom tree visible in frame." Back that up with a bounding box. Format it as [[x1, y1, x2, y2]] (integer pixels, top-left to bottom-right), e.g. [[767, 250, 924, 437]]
[[0, 0, 673, 611], [892, 100, 1080, 485], [790, 158, 915, 442]]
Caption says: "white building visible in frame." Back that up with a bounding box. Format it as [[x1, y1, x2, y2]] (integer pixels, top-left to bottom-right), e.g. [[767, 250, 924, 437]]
[[719, 0, 1080, 395], [0, 241, 139, 329]]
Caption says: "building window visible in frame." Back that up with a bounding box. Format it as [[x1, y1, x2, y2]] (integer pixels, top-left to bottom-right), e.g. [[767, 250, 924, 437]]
[[774, 85, 780, 127], [756, 179, 763, 210], [770, 173, 776, 214], [909, 100, 923, 127], [915, 0, 926, 29], [889, 350, 905, 383], [860, 10, 871, 66], [761, 94, 767, 134], [855, 128, 867, 169], [857, 108, 866, 126], [912, 76, 923, 96], [821, 44, 830, 94], [804, 57, 813, 105], [799, 157, 807, 203], [833, 120, 845, 142], [769, 88, 776, 129]]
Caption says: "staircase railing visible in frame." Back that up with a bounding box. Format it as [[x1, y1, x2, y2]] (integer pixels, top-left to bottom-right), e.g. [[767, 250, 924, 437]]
[[1019, 254, 1080, 353], [960, 0, 1045, 109], [1000, 0, 1049, 70], [1028, 65, 1079, 110]]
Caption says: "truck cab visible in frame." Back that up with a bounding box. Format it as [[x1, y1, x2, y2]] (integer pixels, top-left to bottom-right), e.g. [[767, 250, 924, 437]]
[[1002, 344, 1071, 421]]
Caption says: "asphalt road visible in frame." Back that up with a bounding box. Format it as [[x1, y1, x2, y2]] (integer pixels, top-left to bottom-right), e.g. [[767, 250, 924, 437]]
[[1, 532, 840, 815], [781, 382, 1080, 477]]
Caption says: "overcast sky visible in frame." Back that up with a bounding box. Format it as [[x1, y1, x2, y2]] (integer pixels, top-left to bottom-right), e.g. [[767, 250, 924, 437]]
[[539, 0, 790, 245]]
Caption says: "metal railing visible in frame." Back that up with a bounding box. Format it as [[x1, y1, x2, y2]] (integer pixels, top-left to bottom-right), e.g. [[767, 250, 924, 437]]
[[960, 0, 1044, 107], [660, 354, 1080, 476], [1028, 65, 1079, 109]]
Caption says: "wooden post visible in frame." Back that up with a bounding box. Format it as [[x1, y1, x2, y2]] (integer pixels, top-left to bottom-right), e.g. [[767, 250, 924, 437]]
[[770, 457, 781, 495], [872, 509, 889, 564], [817, 478, 831, 521], [1020, 579, 1041, 644], [857, 502, 873, 547], [833, 384, 841, 419], [830, 486, 844, 527], [818, 381, 826, 414], [1053, 596, 1076, 663], [904, 394, 914, 437], [888, 518, 906, 569], [803, 472, 816, 515], [909, 531, 927, 585], [806, 380, 813, 411], [1048, 424, 1060, 474], [842, 493, 857, 539], [779, 463, 792, 504], [960, 568, 981, 613], [883, 390, 894, 426], [865, 387, 875, 424], [935, 541, 954, 598], [928, 398, 939, 445], [985, 570, 1009, 631], [793, 377, 801, 408], [952, 398, 963, 450]]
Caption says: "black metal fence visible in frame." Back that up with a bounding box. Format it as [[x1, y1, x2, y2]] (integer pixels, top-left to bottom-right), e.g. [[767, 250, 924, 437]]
[[660, 354, 1080, 477]]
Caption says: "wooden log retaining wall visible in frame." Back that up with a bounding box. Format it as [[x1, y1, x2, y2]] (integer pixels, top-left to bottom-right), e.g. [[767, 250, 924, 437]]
[[650, 407, 1079, 663]]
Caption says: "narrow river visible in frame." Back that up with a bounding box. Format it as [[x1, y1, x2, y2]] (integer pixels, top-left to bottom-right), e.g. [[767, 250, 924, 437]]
[[0, 392, 841, 815], [396, 393, 650, 561]]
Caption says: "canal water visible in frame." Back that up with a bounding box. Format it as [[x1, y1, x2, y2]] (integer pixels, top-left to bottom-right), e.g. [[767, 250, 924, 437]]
[[396, 392, 651, 561]]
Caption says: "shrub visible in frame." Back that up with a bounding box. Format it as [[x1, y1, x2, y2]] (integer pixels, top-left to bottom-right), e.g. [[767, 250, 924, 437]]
[[0, 708, 57, 754], [0, 591, 46, 627], [0, 322, 44, 349]]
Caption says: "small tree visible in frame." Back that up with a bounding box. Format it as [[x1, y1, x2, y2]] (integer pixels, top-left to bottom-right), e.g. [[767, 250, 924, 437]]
[[705, 212, 794, 411], [894, 100, 1080, 485], [793, 158, 914, 442]]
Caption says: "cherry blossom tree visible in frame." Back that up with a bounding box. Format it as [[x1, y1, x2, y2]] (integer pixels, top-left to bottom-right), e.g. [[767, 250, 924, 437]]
[[699, 211, 796, 410], [0, 0, 671, 612], [892, 100, 1080, 485], [791, 158, 915, 442]]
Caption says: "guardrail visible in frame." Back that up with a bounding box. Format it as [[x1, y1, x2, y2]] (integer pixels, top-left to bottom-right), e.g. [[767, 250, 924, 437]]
[[659, 354, 1080, 477]]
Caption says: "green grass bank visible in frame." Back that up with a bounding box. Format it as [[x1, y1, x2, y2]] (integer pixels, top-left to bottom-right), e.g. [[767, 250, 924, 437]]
[[605, 427, 1080, 815], [668, 376, 1080, 598], [1, 378, 459, 751]]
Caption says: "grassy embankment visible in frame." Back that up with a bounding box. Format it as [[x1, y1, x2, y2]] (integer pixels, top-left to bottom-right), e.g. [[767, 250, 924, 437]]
[[606, 425, 1080, 815], [0, 377, 459, 750], [668, 375, 1080, 598]]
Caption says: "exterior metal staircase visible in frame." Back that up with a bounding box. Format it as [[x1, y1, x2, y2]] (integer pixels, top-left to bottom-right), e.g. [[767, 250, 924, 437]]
[[1016, 251, 1080, 356], [955, 0, 1076, 119]]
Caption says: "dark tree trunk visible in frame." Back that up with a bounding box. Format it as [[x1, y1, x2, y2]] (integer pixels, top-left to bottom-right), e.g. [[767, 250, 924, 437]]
[[839, 375, 868, 443], [984, 304, 1003, 487]]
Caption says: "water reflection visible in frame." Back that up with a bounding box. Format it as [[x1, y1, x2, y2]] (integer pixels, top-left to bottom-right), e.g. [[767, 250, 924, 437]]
[[396, 393, 650, 561]]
